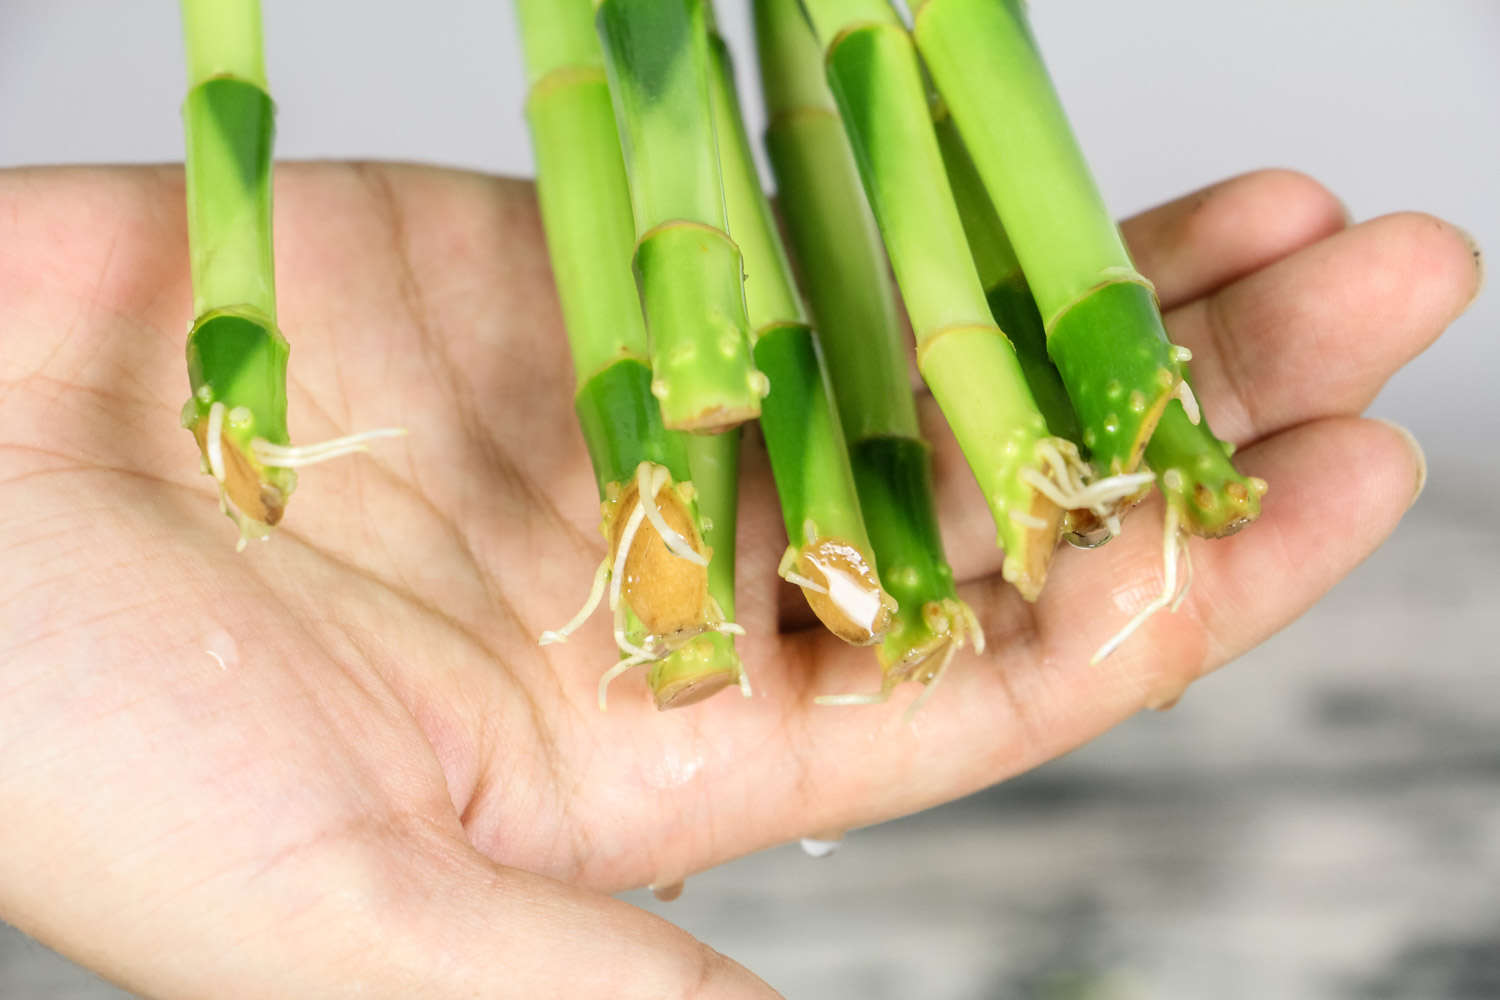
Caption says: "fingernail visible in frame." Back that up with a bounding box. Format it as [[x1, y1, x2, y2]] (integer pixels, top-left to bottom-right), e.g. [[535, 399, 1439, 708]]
[[1457, 225, 1484, 308], [1374, 419, 1427, 508]]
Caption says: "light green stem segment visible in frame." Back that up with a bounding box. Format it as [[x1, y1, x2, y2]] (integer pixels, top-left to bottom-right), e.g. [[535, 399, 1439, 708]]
[[800, 0, 1060, 600], [181, 0, 275, 322], [595, 0, 763, 432], [650, 431, 745, 708], [520, 0, 647, 391], [933, 108, 1081, 445], [181, 0, 267, 90], [912, 0, 1128, 323], [757, 0, 914, 444], [180, 0, 292, 527], [914, 0, 1182, 475]]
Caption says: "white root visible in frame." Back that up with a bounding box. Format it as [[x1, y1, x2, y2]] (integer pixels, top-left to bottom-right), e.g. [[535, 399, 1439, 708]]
[[598, 652, 655, 711], [782, 570, 829, 594], [1172, 379, 1202, 425], [539, 558, 611, 646], [1091, 504, 1188, 665], [903, 637, 961, 724], [205, 401, 227, 483], [1008, 509, 1049, 530], [814, 689, 891, 707], [251, 427, 408, 468], [606, 497, 649, 622], [960, 599, 986, 656], [1170, 530, 1194, 613], [637, 463, 707, 567], [817, 598, 985, 714]]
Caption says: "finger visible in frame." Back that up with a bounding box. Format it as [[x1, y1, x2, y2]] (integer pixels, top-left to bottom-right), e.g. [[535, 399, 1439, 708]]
[[1121, 168, 1348, 309], [1162, 211, 1481, 445], [771, 416, 1423, 838], [929, 211, 1477, 583]]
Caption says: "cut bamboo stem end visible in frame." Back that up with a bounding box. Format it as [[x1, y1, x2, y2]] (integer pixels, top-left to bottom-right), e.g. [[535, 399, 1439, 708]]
[[606, 464, 712, 638], [1147, 401, 1269, 538], [648, 630, 745, 710], [634, 221, 767, 433], [780, 538, 897, 646]]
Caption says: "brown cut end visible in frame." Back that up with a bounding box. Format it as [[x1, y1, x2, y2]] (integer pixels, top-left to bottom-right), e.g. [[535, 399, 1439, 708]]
[[609, 480, 710, 638], [668, 404, 761, 436], [1005, 490, 1065, 603], [647, 632, 740, 710], [653, 672, 736, 710], [192, 420, 285, 525], [795, 538, 896, 646], [884, 635, 955, 689]]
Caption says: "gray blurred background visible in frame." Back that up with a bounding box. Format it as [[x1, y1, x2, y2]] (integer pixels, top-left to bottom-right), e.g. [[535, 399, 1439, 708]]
[[2, 1, 1496, 997]]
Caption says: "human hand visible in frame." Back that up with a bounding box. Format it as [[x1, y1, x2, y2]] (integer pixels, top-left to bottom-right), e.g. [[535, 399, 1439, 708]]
[[0, 164, 1476, 998]]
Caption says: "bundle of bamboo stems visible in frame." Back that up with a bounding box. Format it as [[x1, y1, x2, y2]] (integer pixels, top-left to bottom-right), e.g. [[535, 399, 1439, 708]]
[[176, 0, 1264, 710]]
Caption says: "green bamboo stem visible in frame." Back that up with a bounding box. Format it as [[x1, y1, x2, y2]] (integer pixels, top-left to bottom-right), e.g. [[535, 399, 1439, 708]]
[[520, 0, 742, 706], [932, 106, 1082, 448], [650, 430, 747, 707], [178, 0, 294, 533], [930, 93, 1265, 541], [755, 0, 977, 689], [796, 0, 1065, 602], [913, 0, 1186, 476], [708, 18, 893, 645], [1145, 399, 1267, 538], [593, 0, 765, 433]]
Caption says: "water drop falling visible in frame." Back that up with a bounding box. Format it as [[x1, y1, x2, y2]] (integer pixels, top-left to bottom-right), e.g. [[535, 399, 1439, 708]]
[[799, 831, 845, 859], [650, 881, 684, 902]]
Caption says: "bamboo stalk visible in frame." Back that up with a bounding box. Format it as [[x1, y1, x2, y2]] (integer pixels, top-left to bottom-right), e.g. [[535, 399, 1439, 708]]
[[707, 11, 894, 645], [795, 0, 1069, 602], [520, 0, 744, 707], [593, 0, 766, 433], [178, 0, 294, 542], [756, 0, 980, 695], [913, 0, 1188, 476]]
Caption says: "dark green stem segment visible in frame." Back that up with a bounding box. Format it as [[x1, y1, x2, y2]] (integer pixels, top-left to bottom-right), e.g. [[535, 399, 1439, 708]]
[[933, 108, 1082, 446], [914, 0, 1184, 475], [179, 0, 293, 527], [851, 436, 963, 679], [708, 17, 891, 644], [573, 361, 690, 493], [756, 0, 971, 679], [594, 0, 765, 432]]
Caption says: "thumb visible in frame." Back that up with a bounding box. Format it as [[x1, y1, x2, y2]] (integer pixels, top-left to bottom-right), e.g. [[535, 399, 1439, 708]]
[[13, 817, 781, 1000], [371, 835, 783, 1000]]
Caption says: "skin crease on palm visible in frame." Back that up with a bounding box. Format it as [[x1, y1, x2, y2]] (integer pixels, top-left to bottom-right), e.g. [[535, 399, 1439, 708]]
[[0, 163, 1479, 999]]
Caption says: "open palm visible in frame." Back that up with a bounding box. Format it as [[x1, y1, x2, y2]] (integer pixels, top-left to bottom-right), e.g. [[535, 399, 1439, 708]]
[[0, 164, 1475, 999]]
